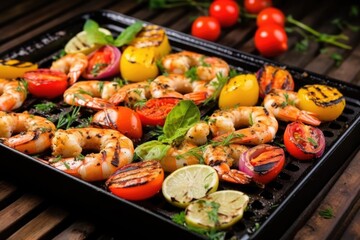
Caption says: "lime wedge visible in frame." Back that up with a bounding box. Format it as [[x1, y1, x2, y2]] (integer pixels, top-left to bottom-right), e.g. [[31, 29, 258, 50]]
[[162, 164, 219, 208], [185, 190, 249, 231], [64, 28, 112, 55]]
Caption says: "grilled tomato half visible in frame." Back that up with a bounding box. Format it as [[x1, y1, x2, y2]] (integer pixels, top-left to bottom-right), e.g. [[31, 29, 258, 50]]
[[106, 160, 164, 201], [297, 84, 346, 122]]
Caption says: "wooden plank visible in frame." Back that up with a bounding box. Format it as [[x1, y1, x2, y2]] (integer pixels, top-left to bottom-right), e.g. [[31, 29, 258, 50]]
[[341, 200, 360, 240], [293, 150, 360, 240], [328, 42, 360, 84], [53, 220, 96, 240], [7, 205, 70, 240], [0, 193, 43, 233], [0, 180, 17, 202]]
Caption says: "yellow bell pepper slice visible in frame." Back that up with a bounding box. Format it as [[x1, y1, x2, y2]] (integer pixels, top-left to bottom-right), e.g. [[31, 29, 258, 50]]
[[0, 59, 38, 79]]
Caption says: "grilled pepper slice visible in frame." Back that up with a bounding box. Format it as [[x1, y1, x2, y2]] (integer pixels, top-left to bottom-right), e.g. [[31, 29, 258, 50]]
[[298, 84, 346, 121], [0, 59, 38, 79]]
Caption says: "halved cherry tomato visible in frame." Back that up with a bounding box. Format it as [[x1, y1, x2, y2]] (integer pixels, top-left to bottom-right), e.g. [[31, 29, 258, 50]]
[[106, 160, 164, 201], [244, 0, 272, 14], [136, 98, 180, 126], [254, 23, 288, 57], [209, 0, 240, 28], [284, 121, 326, 160], [256, 65, 295, 98], [24, 68, 68, 99], [191, 16, 221, 42], [82, 45, 121, 79], [91, 106, 143, 140], [257, 7, 286, 27], [239, 144, 285, 184]]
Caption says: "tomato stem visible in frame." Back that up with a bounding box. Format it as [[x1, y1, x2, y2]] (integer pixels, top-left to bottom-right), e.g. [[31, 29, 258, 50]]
[[286, 15, 352, 50]]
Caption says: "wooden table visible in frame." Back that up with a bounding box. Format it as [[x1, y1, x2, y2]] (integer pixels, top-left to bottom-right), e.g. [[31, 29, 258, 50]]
[[1, 0, 359, 239]]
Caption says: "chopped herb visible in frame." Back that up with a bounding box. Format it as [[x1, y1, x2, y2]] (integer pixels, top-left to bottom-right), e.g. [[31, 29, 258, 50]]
[[91, 63, 108, 76], [307, 137, 318, 148], [331, 53, 343, 67], [34, 102, 57, 112], [185, 67, 198, 81], [203, 73, 228, 105], [319, 207, 334, 219], [57, 106, 82, 129]]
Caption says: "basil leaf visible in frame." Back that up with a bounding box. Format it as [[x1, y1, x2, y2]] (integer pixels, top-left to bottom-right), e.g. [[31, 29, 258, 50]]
[[113, 21, 143, 47], [84, 19, 114, 45], [159, 100, 200, 144], [135, 140, 170, 161]]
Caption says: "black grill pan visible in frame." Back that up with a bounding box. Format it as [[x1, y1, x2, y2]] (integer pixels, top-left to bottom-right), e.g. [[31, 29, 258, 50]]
[[0, 10, 359, 240]]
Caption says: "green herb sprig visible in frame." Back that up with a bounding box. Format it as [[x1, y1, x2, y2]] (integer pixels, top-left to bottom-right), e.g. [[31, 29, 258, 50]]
[[84, 19, 143, 47]]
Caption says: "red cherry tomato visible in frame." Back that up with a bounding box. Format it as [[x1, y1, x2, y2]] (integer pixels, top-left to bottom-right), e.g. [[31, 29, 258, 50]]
[[254, 23, 288, 57], [136, 98, 180, 126], [244, 0, 272, 14], [239, 144, 285, 184], [284, 121, 326, 160], [191, 16, 221, 41], [24, 68, 68, 99], [256, 65, 295, 98], [106, 160, 164, 201], [82, 45, 121, 79], [92, 106, 143, 140], [209, 0, 240, 27], [257, 7, 286, 27]]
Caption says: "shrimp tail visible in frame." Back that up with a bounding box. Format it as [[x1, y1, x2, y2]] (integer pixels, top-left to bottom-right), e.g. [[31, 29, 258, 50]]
[[212, 163, 252, 184], [298, 111, 322, 126], [108, 92, 126, 105], [184, 91, 207, 105], [85, 98, 115, 110]]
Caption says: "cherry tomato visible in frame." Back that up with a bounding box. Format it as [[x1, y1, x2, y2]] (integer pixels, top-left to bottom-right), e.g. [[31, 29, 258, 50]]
[[191, 16, 221, 41], [106, 160, 164, 201], [82, 45, 121, 79], [256, 65, 295, 98], [24, 68, 68, 99], [239, 144, 285, 184], [284, 121, 326, 160], [257, 7, 286, 27], [254, 23, 288, 57], [136, 98, 180, 126], [244, 0, 272, 14], [209, 0, 240, 27], [92, 106, 143, 140]]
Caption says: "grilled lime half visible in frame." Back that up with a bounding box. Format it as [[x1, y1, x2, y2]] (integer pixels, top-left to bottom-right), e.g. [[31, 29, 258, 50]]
[[162, 164, 219, 208], [64, 28, 112, 55], [185, 190, 249, 231]]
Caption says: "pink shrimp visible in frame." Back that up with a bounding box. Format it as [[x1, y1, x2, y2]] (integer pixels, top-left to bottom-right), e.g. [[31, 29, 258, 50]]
[[149, 73, 216, 105], [161, 50, 230, 81], [263, 88, 321, 126], [0, 79, 27, 112], [209, 106, 279, 145], [50, 52, 88, 85], [0, 111, 56, 155], [49, 127, 134, 182]]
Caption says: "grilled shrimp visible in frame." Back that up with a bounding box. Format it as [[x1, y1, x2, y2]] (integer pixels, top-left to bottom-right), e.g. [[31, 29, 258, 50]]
[[263, 88, 321, 126], [49, 127, 134, 182], [184, 121, 210, 146], [0, 79, 27, 112], [107, 81, 151, 106], [209, 106, 278, 145], [149, 74, 216, 104], [63, 80, 121, 110], [0, 111, 56, 154], [161, 50, 230, 81], [203, 144, 251, 184], [50, 52, 88, 85], [159, 140, 201, 173]]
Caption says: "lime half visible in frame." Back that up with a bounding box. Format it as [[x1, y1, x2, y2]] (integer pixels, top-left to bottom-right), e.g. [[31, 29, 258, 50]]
[[162, 164, 219, 208], [185, 190, 249, 231], [64, 28, 112, 55]]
